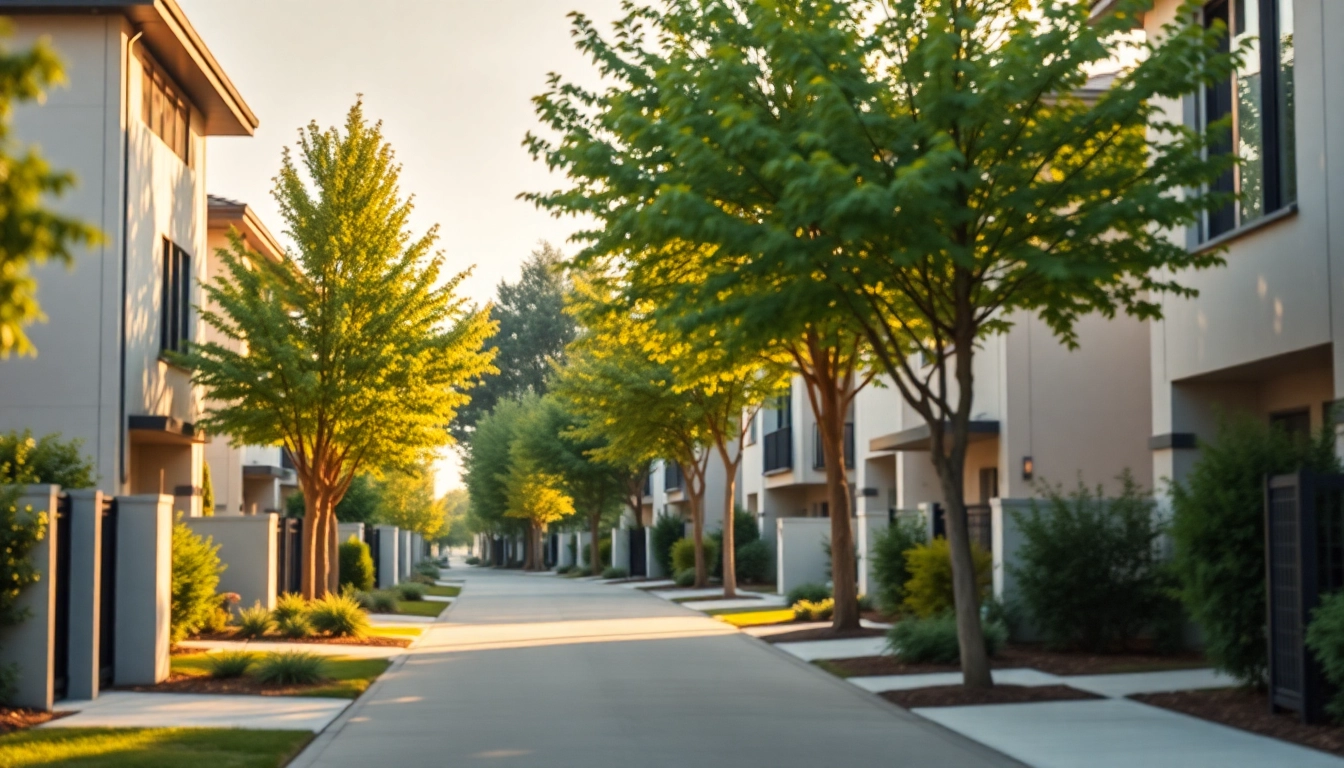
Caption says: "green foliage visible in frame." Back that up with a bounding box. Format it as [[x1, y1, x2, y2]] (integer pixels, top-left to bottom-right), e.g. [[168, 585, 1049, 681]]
[[1013, 473, 1181, 651], [887, 614, 1008, 665], [0, 487, 46, 702], [903, 538, 991, 619], [253, 652, 325, 686], [0, 430, 95, 488], [201, 462, 215, 517], [870, 518, 928, 615], [170, 517, 224, 645], [415, 560, 441, 579], [306, 593, 369, 639], [1307, 591, 1344, 722], [235, 603, 273, 639], [288, 474, 384, 524], [651, 513, 683, 576], [734, 539, 770, 584], [365, 590, 397, 614], [583, 538, 614, 570], [395, 582, 426, 602], [206, 651, 255, 679], [601, 567, 627, 579], [377, 465, 447, 539], [792, 598, 834, 622], [670, 537, 716, 576], [271, 593, 307, 625], [180, 100, 495, 598], [674, 568, 695, 587], [785, 583, 831, 606], [1172, 416, 1339, 685], [338, 536, 375, 593], [277, 614, 315, 640]]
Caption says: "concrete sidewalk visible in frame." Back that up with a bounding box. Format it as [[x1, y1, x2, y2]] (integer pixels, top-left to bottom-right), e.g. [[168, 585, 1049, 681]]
[[290, 565, 1020, 768], [44, 692, 348, 731]]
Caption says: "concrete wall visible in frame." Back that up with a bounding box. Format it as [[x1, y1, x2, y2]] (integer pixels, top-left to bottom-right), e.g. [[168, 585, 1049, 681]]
[[398, 529, 412, 579], [611, 528, 629, 574], [0, 486, 60, 710], [115, 494, 172, 686], [645, 526, 665, 579], [376, 525, 399, 589], [185, 514, 277, 611], [65, 490, 106, 701], [855, 509, 889, 598], [338, 522, 364, 546], [776, 517, 831, 595]]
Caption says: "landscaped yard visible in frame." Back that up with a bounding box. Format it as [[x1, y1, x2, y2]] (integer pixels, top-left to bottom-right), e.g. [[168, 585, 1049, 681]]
[[393, 600, 447, 618], [156, 653, 391, 699], [0, 727, 312, 768], [424, 585, 460, 598]]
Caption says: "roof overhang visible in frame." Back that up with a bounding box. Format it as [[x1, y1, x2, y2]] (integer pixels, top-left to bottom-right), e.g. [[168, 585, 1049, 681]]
[[1088, 0, 1143, 27], [208, 197, 284, 262], [869, 421, 1000, 453], [243, 464, 295, 481], [128, 414, 207, 444], [0, 0, 257, 136]]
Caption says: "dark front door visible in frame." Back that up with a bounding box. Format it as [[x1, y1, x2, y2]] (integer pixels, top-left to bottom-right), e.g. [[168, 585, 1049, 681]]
[[629, 529, 647, 577]]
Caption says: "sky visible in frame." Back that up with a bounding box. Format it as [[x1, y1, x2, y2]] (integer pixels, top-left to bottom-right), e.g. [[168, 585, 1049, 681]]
[[176, 0, 626, 493]]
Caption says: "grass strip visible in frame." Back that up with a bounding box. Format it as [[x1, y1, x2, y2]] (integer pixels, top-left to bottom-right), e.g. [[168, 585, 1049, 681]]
[[424, 585, 461, 598], [394, 600, 446, 618], [0, 727, 312, 768], [171, 653, 391, 699]]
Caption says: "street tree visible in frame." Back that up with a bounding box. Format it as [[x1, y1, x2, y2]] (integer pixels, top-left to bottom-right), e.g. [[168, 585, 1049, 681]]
[[377, 464, 445, 540], [526, 0, 1238, 684], [463, 396, 529, 563], [504, 451, 575, 570], [183, 101, 495, 598]]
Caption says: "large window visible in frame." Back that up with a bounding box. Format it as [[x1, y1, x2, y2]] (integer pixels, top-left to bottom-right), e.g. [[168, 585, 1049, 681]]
[[161, 238, 191, 354], [1202, 0, 1295, 240], [141, 54, 191, 162]]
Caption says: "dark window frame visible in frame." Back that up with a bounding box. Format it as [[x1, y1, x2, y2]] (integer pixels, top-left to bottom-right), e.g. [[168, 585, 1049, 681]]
[[140, 51, 192, 164], [160, 238, 191, 354]]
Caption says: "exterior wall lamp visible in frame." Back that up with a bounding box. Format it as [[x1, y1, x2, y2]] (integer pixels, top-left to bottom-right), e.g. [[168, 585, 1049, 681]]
[[1022, 456, 1034, 481]]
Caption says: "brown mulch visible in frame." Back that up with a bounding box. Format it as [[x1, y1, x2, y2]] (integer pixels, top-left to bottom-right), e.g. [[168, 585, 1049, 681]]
[[1132, 688, 1344, 757], [762, 627, 887, 644], [189, 629, 411, 648], [0, 707, 68, 735], [120, 674, 331, 698], [882, 684, 1102, 709], [817, 645, 1208, 677]]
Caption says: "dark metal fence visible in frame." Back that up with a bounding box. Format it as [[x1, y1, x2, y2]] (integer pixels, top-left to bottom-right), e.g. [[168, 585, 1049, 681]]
[[966, 504, 993, 553], [812, 423, 855, 471], [629, 529, 647, 577], [52, 493, 72, 700], [764, 427, 793, 473], [99, 497, 118, 689], [664, 463, 684, 492], [364, 526, 381, 584], [276, 517, 303, 595]]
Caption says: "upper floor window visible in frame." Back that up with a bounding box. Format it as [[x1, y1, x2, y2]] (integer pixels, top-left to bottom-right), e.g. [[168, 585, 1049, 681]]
[[1201, 0, 1295, 241], [765, 386, 792, 433], [161, 238, 191, 354], [141, 54, 191, 163]]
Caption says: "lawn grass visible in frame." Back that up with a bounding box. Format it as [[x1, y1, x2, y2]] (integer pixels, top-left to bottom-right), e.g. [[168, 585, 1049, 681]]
[[394, 600, 446, 618], [0, 727, 312, 767], [714, 609, 797, 628], [424, 585, 460, 598], [171, 653, 391, 699]]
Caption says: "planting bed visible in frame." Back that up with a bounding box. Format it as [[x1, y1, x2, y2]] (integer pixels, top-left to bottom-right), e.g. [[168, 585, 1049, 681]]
[[882, 684, 1102, 709], [1132, 688, 1344, 757]]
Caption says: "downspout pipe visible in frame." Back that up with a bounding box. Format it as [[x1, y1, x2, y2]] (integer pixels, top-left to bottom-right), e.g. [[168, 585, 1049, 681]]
[[119, 27, 143, 488]]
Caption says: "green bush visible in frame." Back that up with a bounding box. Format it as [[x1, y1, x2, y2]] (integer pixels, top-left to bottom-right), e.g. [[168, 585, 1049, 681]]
[[792, 598, 834, 622], [870, 517, 927, 614], [339, 537, 375, 593], [0, 430, 96, 488], [651, 514, 684, 576], [0, 488, 48, 702], [902, 537, 991, 619], [887, 614, 1007, 664], [670, 537, 719, 576], [555, 564, 573, 575], [602, 567, 628, 579], [170, 516, 224, 644], [207, 651, 255, 679], [396, 582, 426, 601], [1307, 591, 1344, 721], [253, 651, 325, 686], [465, 556, 481, 566], [856, 593, 875, 612], [1171, 415, 1339, 686], [1012, 472, 1181, 651], [366, 590, 398, 614], [415, 560, 441, 579], [785, 583, 831, 606], [708, 511, 761, 578], [735, 539, 771, 584], [674, 568, 696, 587], [277, 613, 315, 639], [307, 593, 370, 638], [582, 538, 613, 569], [236, 603, 273, 639], [272, 593, 308, 625]]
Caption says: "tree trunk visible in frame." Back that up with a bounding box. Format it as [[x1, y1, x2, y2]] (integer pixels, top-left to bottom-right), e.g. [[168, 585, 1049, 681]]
[[590, 512, 603, 576], [717, 444, 738, 599], [934, 447, 993, 688], [325, 510, 338, 595], [301, 489, 336, 600], [689, 478, 707, 588], [817, 388, 859, 631]]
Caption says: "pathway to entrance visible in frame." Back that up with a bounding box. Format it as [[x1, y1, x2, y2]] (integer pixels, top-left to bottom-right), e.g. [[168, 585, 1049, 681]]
[[291, 565, 1019, 768]]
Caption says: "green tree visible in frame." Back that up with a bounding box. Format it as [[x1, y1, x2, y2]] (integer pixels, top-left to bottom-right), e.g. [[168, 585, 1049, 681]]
[[504, 453, 575, 570], [181, 101, 495, 598], [437, 488, 472, 549], [527, 0, 1237, 685], [171, 516, 223, 644], [463, 397, 529, 562], [451, 243, 577, 441], [376, 464, 444, 540], [0, 23, 101, 357], [201, 462, 215, 517], [0, 430, 95, 488], [287, 474, 382, 524]]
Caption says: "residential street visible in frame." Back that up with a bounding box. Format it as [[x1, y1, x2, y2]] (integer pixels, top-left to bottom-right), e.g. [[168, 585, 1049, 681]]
[[290, 567, 1019, 768]]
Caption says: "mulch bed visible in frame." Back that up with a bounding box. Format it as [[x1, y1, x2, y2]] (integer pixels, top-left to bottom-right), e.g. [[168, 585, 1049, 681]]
[[882, 684, 1102, 709], [817, 645, 1208, 677], [1132, 688, 1344, 756], [762, 627, 887, 644], [0, 707, 68, 735], [189, 630, 411, 648], [120, 674, 334, 698]]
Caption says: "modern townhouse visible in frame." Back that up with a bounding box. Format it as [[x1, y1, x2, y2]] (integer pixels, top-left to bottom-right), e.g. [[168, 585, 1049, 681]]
[[599, 455, 731, 578]]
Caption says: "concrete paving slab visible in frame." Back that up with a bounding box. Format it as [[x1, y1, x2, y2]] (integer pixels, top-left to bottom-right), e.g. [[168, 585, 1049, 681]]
[[774, 636, 890, 661], [915, 698, 1344, 768], [850, 668, 1060, 693], [369, 614, 437, 627], [741, 621, 830, 637], [1063, 668, 1233, 698], [175, 640, 404, 659], [648, 587, 728, 601], [45, 692, 349, 732], [424, 595, 455, 603], [619, 579, 675, 590], [683, 595, 788, 612]]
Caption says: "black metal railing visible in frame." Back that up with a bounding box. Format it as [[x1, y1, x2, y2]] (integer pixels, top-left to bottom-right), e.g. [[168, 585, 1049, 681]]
[[664, 463, 684, 491], [99, 497, 118, 688], [763, 427, 793, 473], [812, 423, 855, 471], [276, 517, 303, 595], [642, 472, 652, 497], [53, 493, 72, 700]]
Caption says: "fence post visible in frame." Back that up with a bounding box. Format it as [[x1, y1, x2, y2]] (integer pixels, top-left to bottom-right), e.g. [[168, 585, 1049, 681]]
[[65, 489, 104, 701], [114, 494, 172, 686], [377, 525, 400, 589]]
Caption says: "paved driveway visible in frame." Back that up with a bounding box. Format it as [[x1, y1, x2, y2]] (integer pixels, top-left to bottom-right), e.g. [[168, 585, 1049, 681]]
[[291, 566, 1018, 767]]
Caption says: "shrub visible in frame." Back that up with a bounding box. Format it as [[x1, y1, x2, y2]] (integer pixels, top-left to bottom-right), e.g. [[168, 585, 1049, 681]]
[[0, 488, 47, 702], [415, 560, 441, 579], [555, 564, 573, 575], [1171, 415, 1339, 686], [236, 603, 273, 639], [602, 567, 628, 579], [674, 568, 696, 587], [856, 594, 874, 613], [1012, 472, 1181, 652], [1307, 591, 1344, 721], [901, 537, 991, 619], [792, 598, 834, 622], [170, 516, 225, 644], [582, 538, 613, 569], [206, 651, 255, 679], [887, 614, 1007, 664], [735, 539, 771, 584], [366, 590, 398, 614], [0, 430, 96, 488], [396, 582, 426, 601], [670, 537, 719, 576], [785, 582, 831, 606], [272, 593, 308, 625], [253, 651, 325, 686], [870, 517, 928, 614], [708, 510, 761, 578], [651, 514, 684, 576], [307, 593, 370, 638], [409, 573, 437, 585], [339, 537, 375, 593], [277, 613, 315, 639], [465, 556, 481, 566]]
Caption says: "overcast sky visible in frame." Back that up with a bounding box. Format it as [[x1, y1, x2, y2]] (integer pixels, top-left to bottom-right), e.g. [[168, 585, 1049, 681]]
[[176, 0, 625, 491]]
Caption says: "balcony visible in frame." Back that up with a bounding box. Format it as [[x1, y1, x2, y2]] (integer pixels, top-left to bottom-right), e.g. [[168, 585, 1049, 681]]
[[763, 427, 793, 474], [664, 463, 684, 492], [812, 423, 855, 471]]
